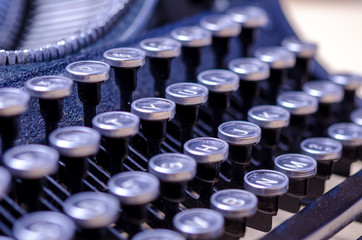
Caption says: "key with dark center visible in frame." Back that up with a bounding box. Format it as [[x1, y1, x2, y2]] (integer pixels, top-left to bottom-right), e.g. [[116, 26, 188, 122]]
[[183, 137, 228, 207], [3, 144, 58, 211], [0, 88, 30, 155], [200, 14, 241, 68], [65, 60, 110, 127], [103, 47, 146, 111], [327, 123, 362, 176], [300, 137, 342, 200], [303, 80, 344, 136], [92, 111, 139, 175], [244, 169, 289, 232], [228, 58, 269, 119], [12, 211, 76, 240], [108, 171, 159, 237], [171, 26, 212, 82], [165, 82, 208, 147], [330, 73, 362, 122], [227, 6, 268, 57], [131, 97, 175, 159], [197, 69, 239, 136], [133, 229, 185, 240], [210, 189, 257, 239], [282, 37, 317, 90], [173, 208, 224, 240], [274, 153, 317, 213], [49, 126, 100, 193], [0, 166, 11, 200], [277, 91, 318, 151], [25, 76, 73, 140], [255, 46, 296, 104], [149, 153, 196, 225], [247, 105, 290, 169], [140, 37, 181, 97], [218, 121, 261, 188], [63, 192, 120, 240]]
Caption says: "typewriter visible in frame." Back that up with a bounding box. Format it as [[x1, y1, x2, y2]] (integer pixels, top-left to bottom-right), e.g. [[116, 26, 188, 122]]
[[0, 0, 361, 239]]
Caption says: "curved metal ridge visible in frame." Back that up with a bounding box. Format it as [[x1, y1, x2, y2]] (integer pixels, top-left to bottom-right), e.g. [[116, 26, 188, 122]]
[[0, 0, 130, 66]]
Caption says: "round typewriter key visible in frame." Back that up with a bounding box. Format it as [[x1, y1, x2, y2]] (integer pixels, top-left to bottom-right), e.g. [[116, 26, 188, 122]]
[[200, 14, 241, 68], [171, 26, 212, 82], [103, 47, 146, 111], [13, 211, 76, 240], [0, 88, 30, 153], [350, 108, 362, 125], [26, 76, 73, 139], [133, 229, 185, 240], [0, 166, 11, 200], [131, 97, 175, 159], [65, 60, 110, 126], [356, 85, 362, 108], [228, 57, 269, 119], [149, 153, 196, 202], [227, 6, 268, 57], [198, 69, 239, 136], [49, 126, 100, 193], [166, 82, 208, 146], [108, 171, 159, 224], [211, 189, 257, 238], [140, 37, 181, 97], [244, 169, 288, 214], [92, 111, 139, 175], [173, 208, 224, 240]]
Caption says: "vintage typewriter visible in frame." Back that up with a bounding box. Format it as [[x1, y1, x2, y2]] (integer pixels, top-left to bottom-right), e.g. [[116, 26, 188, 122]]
[[0, 0, 361, 239]]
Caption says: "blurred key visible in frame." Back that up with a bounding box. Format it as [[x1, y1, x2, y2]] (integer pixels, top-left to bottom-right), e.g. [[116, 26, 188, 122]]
[[173, 208, 224, 240], [0, 88, 29, 154], [49, 126, 100, 193], [26, 76, 73, 140], [13, 211, 76, 240], [211, 189, 257, 239], [227, 6, 268, 57], [92, 111, 139, 175], [171, 26, 212, 82], [65, 60, 110, 126], [166, 82, 208, 147], [0, 166, 11, 200], [228, 57, 269, 119], [131, 97, 175, 159], [140, 37, 181, 97], [132, 229, 185, 240], [351, 108, 362, 125], [103, 48, 146, 111], [63, 192, 119, 240], [200, 14, 241, 68], [197, 69, 239, 136]]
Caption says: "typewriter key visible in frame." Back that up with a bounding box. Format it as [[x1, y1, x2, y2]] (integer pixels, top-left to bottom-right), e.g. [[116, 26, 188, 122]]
[[108, 171, 159, 225], [13, 211, 76, 240], [25, 76, 73, 140], [140, 37, 181, 97], [171, 26, 212, 82], [3, 144, 58, 211], [132, 229, 185, 240], [131, 97, 175, 159], [274, 153, 317, 212], [282, 37, 317, 90], [328, 123, 362, 176], [49, 126, 101, 193], [0, 166, 11, 200], [0, 88, 30, 154], [65, 60, 110, 127], [103, 47, 145, 111], [227, 6, 268, 57], [211, 189, 257, 238], [173, 208, 224, 240], [255, 46, 295, 103], [0, 237, 13, 240], [228, 57, 269, 119], [166, 82, 208, 147], [63, 192, 119, 239], [197, 69, 239, 136], [92, 111, 139, 175], [350, 108, 362, 125], [200, 14, 241, 68]]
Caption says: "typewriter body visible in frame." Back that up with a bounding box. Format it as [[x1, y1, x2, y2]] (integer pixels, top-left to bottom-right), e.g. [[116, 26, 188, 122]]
[[0, 0, 361, 239]]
